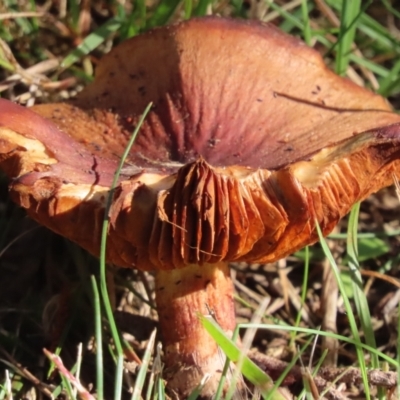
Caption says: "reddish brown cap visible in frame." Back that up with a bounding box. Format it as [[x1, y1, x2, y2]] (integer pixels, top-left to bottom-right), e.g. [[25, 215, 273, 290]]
[[1, 16, 400, 270]]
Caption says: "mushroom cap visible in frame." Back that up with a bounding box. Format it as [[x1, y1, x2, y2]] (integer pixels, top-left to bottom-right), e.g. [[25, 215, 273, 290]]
[[1, 16, 400, 270]]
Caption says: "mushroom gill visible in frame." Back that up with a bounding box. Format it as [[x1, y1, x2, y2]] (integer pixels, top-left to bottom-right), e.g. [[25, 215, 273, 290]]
[[1, 16, 400, 398]]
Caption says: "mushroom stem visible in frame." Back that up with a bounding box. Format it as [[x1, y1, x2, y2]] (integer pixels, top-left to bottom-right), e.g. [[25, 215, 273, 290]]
[[155, 261, 238, 398]]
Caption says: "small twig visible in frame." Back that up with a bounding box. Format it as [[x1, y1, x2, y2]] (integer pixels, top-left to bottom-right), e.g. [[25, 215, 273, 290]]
[[0, 347, 54, 399], [262, 0, 303, 23], [234, 278, 265, 304], [0, 54, 59, 93], [359, 269, 400, 289], [0, 12, 44, 20], [43, 348, 96, 400]]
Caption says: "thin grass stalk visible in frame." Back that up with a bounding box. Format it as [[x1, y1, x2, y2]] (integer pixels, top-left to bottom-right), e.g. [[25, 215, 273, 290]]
[[382, 0, 400, 20], [212, 349, 230, 400], [291, 246, 309, 347], [148, 343, 164, 400], [136, 0, 147, 29], [304, 348, 328, 399], [329, 230, 400, 239], [313, 348, 328, 373], [187, 375, 211, 400], [268, 336, 314, 400], [378, 58, 400, 96], [107, 342, 117, 364], [335, 0, 362, 75], [59, 373, 76, 400], [240, 322, 398, 367], [145, 363, 156, 400], [184, 0, 193, 19], [50, 364, 78, 398], [146, 0, 181, 29], [73, 343, 83, 399], [200, 316, 287, 400], [356, 15, 397, 50], [315, 221, 371, 400], [347, 204, 379, 367], [347, 204, 385, 399], [118, 7, 140, 40], [61, 17, 122, 68], [225, 298, 270, 400], [99, 103, 152, 400], [264, 1, 304, 30], [157, 377, 166, 400], [348, 54, 389, 77], [193, 0, 212, 16], [215, 352, 233, 400], [213, 324, 243, 400], [299, 361, 316, 400], [91, 276, 103, 400], [68, 0, 80, 31], [27, 0, 39, 31], [114, 355, 124, 400], [131, 330, 157, 400], [0, 53, 14, 72], [301, 0, 311, 45]]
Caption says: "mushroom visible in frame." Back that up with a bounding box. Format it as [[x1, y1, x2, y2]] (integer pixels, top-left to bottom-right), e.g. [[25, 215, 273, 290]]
[[1, 16, 400, 397]]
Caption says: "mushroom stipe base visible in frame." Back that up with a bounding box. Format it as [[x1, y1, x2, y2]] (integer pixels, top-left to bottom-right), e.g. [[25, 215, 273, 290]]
[[155, 261, 240, 397]]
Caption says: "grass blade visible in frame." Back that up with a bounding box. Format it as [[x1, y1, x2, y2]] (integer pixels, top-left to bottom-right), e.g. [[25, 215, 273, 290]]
[[99, 102, 152, 400], [335, 0, 362, 75], [238, 323, 398, 367], [269, 336, 315, 400], [114, 355, 124, 400], [187, 375, 211, 400], [131, 330, 157, 400], [301, 0, 312, 45], [61, 17, 122, 69], [316, 220, 370, 400], [346, 204, 382, 399], [347, 204, 378, 365], [193, 0, 212, 16], [91, 276, 103, 400], [146, 0, 181, 28], [291, 246, 309, 347], [200, 315, 287, 400]]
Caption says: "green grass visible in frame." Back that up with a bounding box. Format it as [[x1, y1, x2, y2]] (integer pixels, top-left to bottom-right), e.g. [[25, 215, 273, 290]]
[[1, 1, 400, 399]]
